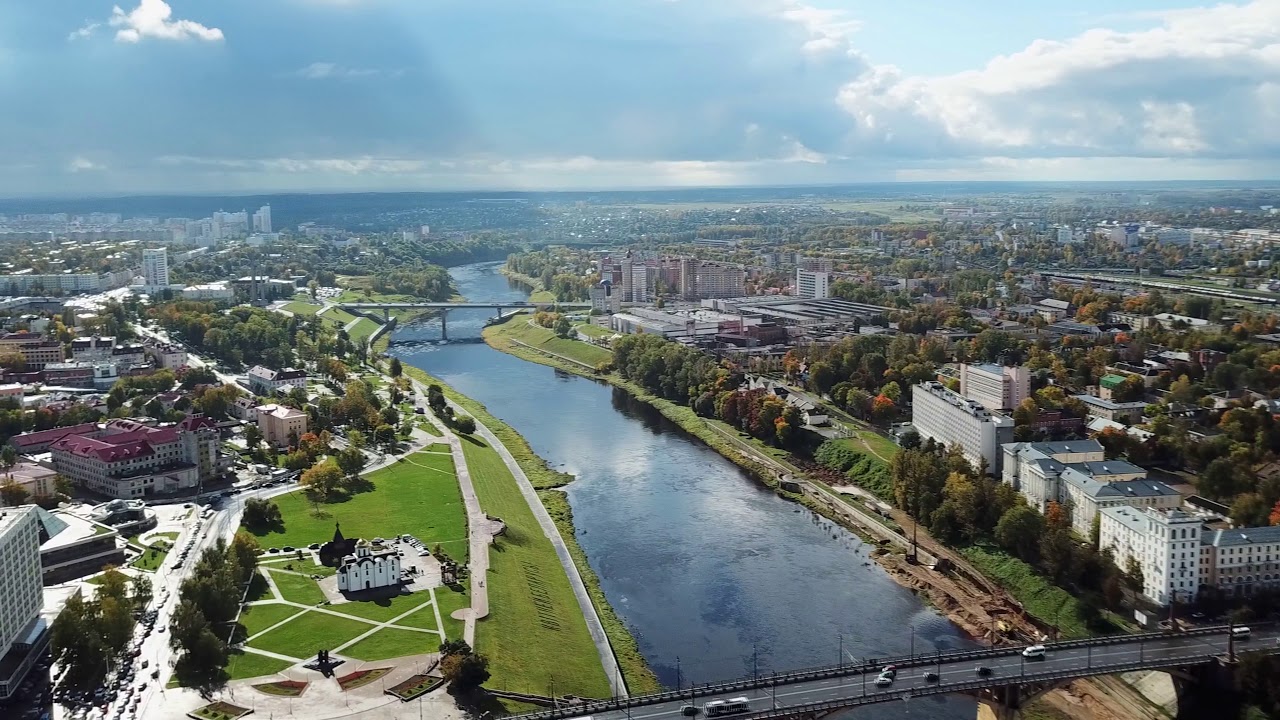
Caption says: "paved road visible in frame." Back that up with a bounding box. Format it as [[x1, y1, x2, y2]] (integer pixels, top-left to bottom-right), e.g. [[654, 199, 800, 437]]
[[540, 627, 1280, 720]]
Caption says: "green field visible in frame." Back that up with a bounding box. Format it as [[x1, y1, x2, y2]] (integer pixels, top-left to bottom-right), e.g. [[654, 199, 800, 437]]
[[484, 315, 613, 369], [267, 570, 327, 605], [394, 604, 443, 631], [460, 438, 611, 698], [321, 307, 359, 327], [434, 585, 469, 641], [329, 593, 430, 623], [244, 450, 467, 559], [575, 324, 613, 339], [239, 603, 306, 637], [225, 651, 294, 681], [284, 301, 322, 317], [341, 628, 437, 662], [348, 318, 381, 343], [249, 611, 371, 660]]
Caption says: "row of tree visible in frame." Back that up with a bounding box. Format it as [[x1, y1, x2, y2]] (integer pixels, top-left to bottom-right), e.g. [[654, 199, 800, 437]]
[[51, 568, 152, 689], [168, 532, 260, 692]]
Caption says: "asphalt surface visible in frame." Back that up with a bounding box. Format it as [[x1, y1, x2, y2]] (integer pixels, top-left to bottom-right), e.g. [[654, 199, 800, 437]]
[[571, 627, 1280, 720]]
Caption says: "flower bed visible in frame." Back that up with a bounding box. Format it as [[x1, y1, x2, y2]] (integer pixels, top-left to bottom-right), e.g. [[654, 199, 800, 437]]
[[251, 679, 309, 697], [189, 701, 252, 720], [385, 673, 444, 701], [336, 667, 391, 691]]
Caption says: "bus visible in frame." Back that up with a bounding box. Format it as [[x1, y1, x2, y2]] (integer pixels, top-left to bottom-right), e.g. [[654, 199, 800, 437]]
[[704, 698, 751, 717]]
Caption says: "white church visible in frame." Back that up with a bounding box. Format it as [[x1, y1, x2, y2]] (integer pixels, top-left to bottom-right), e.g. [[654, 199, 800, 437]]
[[336, 539, 402, 593]]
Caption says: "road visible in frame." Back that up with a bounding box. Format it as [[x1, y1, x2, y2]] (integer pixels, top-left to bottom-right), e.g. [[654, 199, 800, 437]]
[[525, 627, 1280, 720]]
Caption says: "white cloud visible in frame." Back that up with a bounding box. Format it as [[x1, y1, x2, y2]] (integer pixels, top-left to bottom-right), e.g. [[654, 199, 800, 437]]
[[290, 62, 385, 80], [68, 22, 100, 41], [772, 0, 861, 57], [834, 0, 1280, 161], [109, 0, 223, 43], [68, 156, 105, 173]]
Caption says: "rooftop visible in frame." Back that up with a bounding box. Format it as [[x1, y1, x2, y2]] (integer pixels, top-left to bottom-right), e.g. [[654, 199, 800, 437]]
[[1075, 394, 1148, 411], [1204, 525, 1280, 548]]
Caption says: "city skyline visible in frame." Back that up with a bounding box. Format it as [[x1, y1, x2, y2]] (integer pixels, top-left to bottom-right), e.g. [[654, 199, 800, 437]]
[[0, 0, 1277, 194]]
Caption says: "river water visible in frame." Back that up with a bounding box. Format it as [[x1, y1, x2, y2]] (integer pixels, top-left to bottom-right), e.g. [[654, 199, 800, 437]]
[[391, 262, 977, 718]]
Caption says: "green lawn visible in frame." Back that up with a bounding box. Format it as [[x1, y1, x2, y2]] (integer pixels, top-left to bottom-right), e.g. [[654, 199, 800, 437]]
[[239, 603, 306, 637], [284, 301, 322, 317], [341, 628, 438, 662], [130, 542, 170, 572], [265, 570, 327, 605], [349, 318, 381, 343], [460, 438, 611, 698], [248, 611, 372, 660], [484, 316, 612, 369], [331, 593, 431, 623], [243, 450, 466, 560], [225, 651, 295, 681], [393, 604, 443, 632], [575, 324, 613, 339], [322, 307, 359, 327], [434, 585, 469, 640]]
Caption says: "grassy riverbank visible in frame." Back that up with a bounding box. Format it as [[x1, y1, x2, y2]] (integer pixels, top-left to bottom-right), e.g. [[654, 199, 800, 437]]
[[498, 267, 557, 303], [400, 364, 659, 694]]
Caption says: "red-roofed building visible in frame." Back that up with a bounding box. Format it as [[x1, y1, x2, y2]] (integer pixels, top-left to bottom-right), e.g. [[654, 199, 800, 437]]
[[8, 423, 105, 454], [49, 415, 224, 498]]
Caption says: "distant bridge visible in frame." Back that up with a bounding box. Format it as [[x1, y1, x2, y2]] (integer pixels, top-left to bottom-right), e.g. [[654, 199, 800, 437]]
[[509, 625, 1279, 720], [338, 301, 590, 340]]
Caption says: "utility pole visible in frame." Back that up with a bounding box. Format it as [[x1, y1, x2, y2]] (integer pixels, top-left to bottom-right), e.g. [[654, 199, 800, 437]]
[[676, 656, 682, 693], [838, 634, 843, 671], [910, 625, 915, 658], [753, 643, 758, 684]]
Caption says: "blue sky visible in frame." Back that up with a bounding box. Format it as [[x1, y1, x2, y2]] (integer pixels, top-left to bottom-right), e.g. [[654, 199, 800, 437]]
[[1, 0, 1278, 194]]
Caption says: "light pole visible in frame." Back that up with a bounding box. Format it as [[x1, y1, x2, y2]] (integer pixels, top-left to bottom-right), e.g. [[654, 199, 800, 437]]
[[909, 625, 915, 659], [838, 634, 843, 671], [753, 643, 758, 684]]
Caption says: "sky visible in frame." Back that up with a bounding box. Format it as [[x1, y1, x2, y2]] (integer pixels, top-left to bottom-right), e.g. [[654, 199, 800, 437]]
[[1, 0, 1278, 195]]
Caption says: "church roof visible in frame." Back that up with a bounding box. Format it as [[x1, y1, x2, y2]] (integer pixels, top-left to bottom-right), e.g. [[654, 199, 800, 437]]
[[333, 522, 345, 543]]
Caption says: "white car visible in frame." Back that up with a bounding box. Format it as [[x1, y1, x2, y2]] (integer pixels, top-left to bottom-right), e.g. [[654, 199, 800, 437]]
[[873, 674, 893, 687]]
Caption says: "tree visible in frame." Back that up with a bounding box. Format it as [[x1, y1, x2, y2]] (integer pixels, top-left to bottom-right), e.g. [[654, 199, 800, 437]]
[[347, 428, 367, 450], [335, 447, 367, 478], [244, 424, 263, 449], [0, 444, 17, 471], [1044, 501, 1069, 531], [230, 530, 260, 584], [995, 505, 1044, 563], [1124, 555, 1144, 592], [301, 460, 344, 500], [1199, 458, 1244, 500], [242, 497, 282, 529], [1039, 529, 1076, 583], [132, 574, 154, 612], [1231, 493, 1271, 527], [437, 640, 490, 692], [389, 357, 403, 377], [453, 416, 477, 435], [51, 592, 108, 688], [0, 480, 29, 506], [553, 315, 572, 338], [1270, 499, 1280, 526]]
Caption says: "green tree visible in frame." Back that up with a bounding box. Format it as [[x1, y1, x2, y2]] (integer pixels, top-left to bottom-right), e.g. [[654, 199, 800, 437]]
[[301, 460, 344, 500], [0, 479, 29, 506], [132, 573, 154, 613], [995, 505, 1044, 564], [553, 315, 572, 338], [1231, 493, 1271, 527], [347, 429, 367, 450], [242, 497, 283, 529], [335, 447, 367, 478], [244, 424, 263, 449], [389, 357, 403, 377], [453, 416, 477, 435], [230, 530, 260, 584]]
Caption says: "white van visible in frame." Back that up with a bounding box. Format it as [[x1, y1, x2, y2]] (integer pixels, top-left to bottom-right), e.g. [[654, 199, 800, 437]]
[[1231, 626, 1251, 640], [1021, 644, 1047, 659]]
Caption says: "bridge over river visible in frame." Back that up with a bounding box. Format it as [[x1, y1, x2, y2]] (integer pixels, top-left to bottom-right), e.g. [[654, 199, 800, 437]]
[[513, 625, 1279, 720], [339, 300, 590, 339]]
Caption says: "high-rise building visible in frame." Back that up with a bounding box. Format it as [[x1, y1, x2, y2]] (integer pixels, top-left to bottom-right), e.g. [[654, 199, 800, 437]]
[[142, 247, 169, 288], [795, 269, 831, 299], [1099, 506, 1204, 606], [959, 363, 1030, 412], [252, 205, 273, 234], [0, 505, 45, 700], [911, 381, 1014, 475]]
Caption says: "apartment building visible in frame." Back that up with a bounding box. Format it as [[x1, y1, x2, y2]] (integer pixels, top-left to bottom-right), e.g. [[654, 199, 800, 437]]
[[49, 416, 222, 498], [1100, 506, 1203, 606], [911, 381, 1014, 475], [0, 332, 64, 371], [1000, 439, 1107, 511], [1061, 470, 1180, 537], [0, 506, 45, 700], [0, 463, 58, 504], [145, 342, 188, 370], [246, 366, 308, 396], [257, 403, 309, 447], [795, 269, 831, 300], [1201, 526, 1280, 599], [959, 363, 1030, 412], [142, 248, 170, 288]]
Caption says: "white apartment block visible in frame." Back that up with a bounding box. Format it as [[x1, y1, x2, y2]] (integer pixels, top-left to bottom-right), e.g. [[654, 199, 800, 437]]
[[1061, 469, 1180, 537], [1201, 526, 1280, 599], [690, 262, 745, 299], [252, 205, 272, 234], [795, 269, 831, 299], [246, 366, 308, 396], [1100, 506, 1203, 606], [0, 506, 44, 696], [182, 283, 235, 301], [145, 342, 188, 370], [959, 363, 1030, 412], [911, 381, 1014, 475], [142, 247, 169, 288]]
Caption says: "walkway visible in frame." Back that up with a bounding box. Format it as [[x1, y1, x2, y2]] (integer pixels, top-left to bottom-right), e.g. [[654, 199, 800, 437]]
[[419, 397, 491, 646], [448, 395, 628, 698]]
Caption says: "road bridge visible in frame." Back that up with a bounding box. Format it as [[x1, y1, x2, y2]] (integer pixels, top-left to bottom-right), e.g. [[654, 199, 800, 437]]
[[509, 625, 1279, 720], [338, 301, 589, 340]]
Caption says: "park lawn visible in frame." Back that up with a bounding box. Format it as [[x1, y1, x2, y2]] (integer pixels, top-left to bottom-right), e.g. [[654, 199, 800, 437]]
[[265, 570, 326, 605], [240, 603, 306, 637], [393, 604, 443, 632], [331, 593, 431, 623], [434, 584, 469, 640], [460, 438, 611, 698], [854, 430, 900, 463], [130, 542, 169, 572], [243, 450, 466, 561], [284, 301, 322, 317], [341, 628, 438, 662], [575, 324, 612, 339], [223, 651, 295, 682], [348, 318, 381, 343], [484, 316, 612, 369], [248, 611, 372, 660]]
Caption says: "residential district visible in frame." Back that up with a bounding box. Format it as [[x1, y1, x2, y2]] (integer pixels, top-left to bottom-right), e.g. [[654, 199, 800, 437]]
[[1, 186, 1280, 720]]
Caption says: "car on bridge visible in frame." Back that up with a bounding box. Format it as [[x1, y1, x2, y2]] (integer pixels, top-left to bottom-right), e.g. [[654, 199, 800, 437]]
[[873, 675, 893, 687], [1021, 644, 1047, 659], [975, 665, 992, 677]]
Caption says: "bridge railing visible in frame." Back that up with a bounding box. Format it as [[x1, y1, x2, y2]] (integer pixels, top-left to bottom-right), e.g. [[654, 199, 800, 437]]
[[506, 624, 1263, 720]]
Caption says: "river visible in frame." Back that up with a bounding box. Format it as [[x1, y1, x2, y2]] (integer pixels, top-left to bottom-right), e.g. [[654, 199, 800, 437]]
[[390, 262, 977, 718]]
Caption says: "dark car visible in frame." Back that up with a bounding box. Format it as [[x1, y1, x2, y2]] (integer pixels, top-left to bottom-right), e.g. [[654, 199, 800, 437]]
[[976, 665, 992, 677], [924, 671, 939, 682]]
